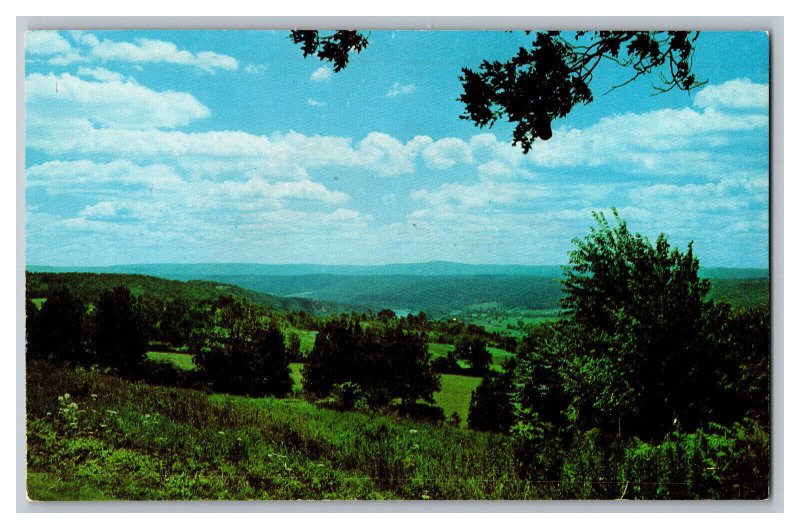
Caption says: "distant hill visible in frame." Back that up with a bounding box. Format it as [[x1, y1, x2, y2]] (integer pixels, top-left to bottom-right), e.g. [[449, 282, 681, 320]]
[[25, 272, 350, 315], [26, 261, 565, 278], [27, 261, 769, 279], [26, 263, 769, 315]]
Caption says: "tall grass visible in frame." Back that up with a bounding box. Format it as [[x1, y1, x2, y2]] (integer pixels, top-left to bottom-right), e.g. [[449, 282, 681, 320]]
[[26, 361, 535, 500]]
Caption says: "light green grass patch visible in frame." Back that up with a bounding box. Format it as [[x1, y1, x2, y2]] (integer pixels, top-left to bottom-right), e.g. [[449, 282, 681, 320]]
[[433, 374, 482, 427], [146, 351, 195, 370], [27, 472, 110, 501], [289, 362, 304, 392], [30, 298, 47, 309]]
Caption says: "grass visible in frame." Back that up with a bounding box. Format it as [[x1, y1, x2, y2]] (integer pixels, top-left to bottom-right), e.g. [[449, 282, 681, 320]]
[[289, 363, 304, 392], [26, 361, 530, 500], [27, 471, 109, 501], [433, 374, 482, 427], [146, 351, 196, 371], [429, 342, 513, 367]]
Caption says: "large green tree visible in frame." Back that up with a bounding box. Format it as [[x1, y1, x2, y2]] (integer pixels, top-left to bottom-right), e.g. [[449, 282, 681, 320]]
[[514, 211, 734, 441]]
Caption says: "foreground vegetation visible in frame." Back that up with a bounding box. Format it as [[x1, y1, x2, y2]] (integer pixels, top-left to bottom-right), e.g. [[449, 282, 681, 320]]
[[27, 361, 767, 500]]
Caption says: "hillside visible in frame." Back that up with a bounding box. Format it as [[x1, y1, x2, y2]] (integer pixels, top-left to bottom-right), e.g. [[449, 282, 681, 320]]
[[25, 272, 348, 315]]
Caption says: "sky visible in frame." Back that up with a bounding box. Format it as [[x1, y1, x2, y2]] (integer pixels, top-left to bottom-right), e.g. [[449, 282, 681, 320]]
[[24, 30, 769, 267]]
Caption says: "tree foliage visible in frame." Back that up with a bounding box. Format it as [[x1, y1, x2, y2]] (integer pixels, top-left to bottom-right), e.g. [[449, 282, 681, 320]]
[[93, 286, 148, 374], [302, 317, 440, 406], [189, 303, 292, 397], [26, 288, 88, 364], [290, 30, 369, 72], [467, 361, 515, 433], [509, 211, 768, 444], [290, 30, 703, 151], [453, 335, 492, 374]]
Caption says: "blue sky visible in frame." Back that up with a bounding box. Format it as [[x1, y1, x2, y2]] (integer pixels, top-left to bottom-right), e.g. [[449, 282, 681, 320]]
[[24, 30, 769, 267]]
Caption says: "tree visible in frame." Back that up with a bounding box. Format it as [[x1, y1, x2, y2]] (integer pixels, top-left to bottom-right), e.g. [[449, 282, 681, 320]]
[[93, 286, 148, 374], [291, 30, 703, 151], [556, 210, 725, 439], [287, 331, 303, 362], [303, 317, 440, 406], [454, 335, 492, 373], [467, 360, 516, 433], [26, 288, 88, 364], [190, 316, 292, 397]]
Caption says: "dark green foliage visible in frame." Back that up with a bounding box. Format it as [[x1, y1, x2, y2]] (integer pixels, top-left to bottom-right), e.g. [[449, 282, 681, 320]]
[[286, 332, 303, 362], [190, 308, 292, 398], [303, 317, 440, 406], [26, 287, 89, 364], [460, 32, 703, 152], [453, 335, 491, 373], [467, 366, 515, 433], [558, 210, 725, 439], [317, 381, 368, 411], [711, 304, 771, 424], [290, 30, 369, 72], [93, 287, 148, 374]]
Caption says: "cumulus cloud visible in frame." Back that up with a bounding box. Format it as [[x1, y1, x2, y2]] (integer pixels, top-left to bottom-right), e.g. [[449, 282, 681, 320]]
[[307, 98, 326, 107], [79, 201, 118, 218], [525, 81, 768, 174], [26, 31, 72, 56], [75, 66, 126, 82], [310, 66, 332, 82], [89, 37, 239, 73], [694, 78, 769, 110], [28, 31, 240, 73], [386, 82, 416, 97], [25, 72, 210, 130]]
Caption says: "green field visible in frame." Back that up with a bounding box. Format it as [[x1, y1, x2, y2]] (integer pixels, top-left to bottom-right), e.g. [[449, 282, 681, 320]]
[[146, 351, 196, 370], [433, 374, 482, 426]]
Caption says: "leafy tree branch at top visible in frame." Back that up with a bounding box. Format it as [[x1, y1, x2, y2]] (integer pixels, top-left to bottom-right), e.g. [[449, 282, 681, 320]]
[[290, 30, 705, 152]]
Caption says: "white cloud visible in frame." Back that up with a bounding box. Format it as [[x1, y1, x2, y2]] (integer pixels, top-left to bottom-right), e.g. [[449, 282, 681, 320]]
[[89, 36, 239, 73], [525, 99, 767, 173], [307, 98, 326, 107], [386, 82, 416, 97], [694, 78, 768, 110], [412, 181, 549, 209], [310, 66, 332, 82], [75, 66, 125, 82], [244, 63, 267, 74], [79, 201, 118, 218], [26, 160, 183, 192], [25, 72, 210, 130], [26, 31, 72, 55], [419, 137, 472, 169]]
